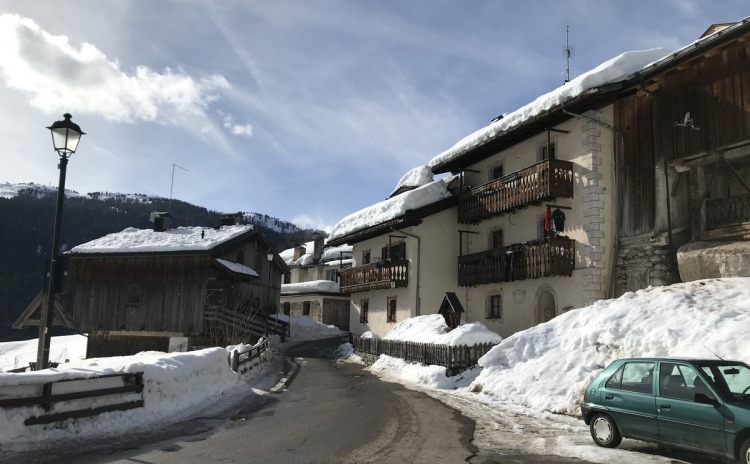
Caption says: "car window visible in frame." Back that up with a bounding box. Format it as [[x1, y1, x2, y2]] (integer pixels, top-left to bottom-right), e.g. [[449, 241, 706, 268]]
[[702, 363, 750, 399], [660, 362, 709, 401], [606, 362, 654, 394]]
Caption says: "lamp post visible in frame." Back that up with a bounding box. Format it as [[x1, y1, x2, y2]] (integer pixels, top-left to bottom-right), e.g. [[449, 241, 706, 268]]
[[36, 114, 85, 371], [265, 250, 273, 337]]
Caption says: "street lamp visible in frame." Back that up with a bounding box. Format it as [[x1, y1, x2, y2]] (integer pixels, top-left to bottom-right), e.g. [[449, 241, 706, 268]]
[[265, 250, 273, 337], [36, 114, 85, 371]]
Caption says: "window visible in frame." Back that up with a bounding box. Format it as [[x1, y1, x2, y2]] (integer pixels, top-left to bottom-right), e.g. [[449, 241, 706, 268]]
[[303, 301, 311, 316], [659, 363, 697, 401], [490, 229, 504, 250], [125, 284, 141, 308], [487, 294, 502, 319], [539, 141, 556, 161], [325, 268, 338, 282], [362, 249, 371, 265], [491, 164, 504, 180], [387, 297, 397, 322], [360, 299, 369, 323], [382, 241, 406, 261], [283, 301, 290, 316], [605, 362, 655, 394]]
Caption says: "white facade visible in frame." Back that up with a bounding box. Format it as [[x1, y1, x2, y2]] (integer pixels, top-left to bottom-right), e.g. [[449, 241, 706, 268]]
[[347, 207, 460, 337]]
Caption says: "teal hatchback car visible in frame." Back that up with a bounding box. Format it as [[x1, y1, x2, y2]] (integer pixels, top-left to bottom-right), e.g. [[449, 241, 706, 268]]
[[581, 358, 750, 463]]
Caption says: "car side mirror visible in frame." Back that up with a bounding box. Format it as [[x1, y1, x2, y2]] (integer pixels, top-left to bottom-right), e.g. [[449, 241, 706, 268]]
[[695, 393, 720, 407]]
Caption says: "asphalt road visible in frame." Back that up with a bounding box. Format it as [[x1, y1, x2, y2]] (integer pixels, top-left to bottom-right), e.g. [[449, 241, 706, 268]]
[[1, 336, 479, 463]]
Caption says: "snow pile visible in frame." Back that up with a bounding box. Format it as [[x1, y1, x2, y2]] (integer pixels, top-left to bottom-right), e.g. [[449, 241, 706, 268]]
[[328, 177, 454, 240], [215, 258, 259, 277], [281, 280, 340, 294], [428, 49, 668, 169], [469, 278, 750, 415], [70, 225, 252, 253], [382, 314, 502, 346], [335, 343, 364, 364], [389, 166, 433, 197]]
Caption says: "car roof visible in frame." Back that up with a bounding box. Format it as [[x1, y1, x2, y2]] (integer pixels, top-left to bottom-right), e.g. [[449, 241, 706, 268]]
[[614, 357, 746, 364]]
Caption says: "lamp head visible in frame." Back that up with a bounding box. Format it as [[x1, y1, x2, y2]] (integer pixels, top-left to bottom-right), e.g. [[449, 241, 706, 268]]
[[47, 113, 85, 157]]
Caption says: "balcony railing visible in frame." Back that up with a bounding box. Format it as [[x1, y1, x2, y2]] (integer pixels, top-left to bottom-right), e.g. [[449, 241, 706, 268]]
[[459, 159, 574, 224], [339, 259, 408, 293], [706, 193, 750, 230], [457, 237, 575, 287]]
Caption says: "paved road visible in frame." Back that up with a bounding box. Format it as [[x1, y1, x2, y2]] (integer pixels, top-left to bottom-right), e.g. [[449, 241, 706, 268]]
[[1, 336, 478, 463]]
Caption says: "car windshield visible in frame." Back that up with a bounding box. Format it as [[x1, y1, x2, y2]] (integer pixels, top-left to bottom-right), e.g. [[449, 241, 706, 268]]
[[698, 362, 750, 400]]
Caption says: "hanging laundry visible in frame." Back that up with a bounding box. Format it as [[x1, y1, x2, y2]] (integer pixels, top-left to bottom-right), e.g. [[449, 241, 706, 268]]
[[544, 207, 551, 238], [552, 208, 566, 233]]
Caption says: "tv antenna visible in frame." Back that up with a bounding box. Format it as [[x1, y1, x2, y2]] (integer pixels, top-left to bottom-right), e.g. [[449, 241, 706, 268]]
[[564, 24, 574, 84], [169, 163, 189, 213]]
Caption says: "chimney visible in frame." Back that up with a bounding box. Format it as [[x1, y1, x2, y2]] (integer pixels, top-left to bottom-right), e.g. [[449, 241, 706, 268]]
[[313, 234, 324, 262], [293, 244, 306, 261], [150, 212, 171, 232], [220, 212, 242, 227]]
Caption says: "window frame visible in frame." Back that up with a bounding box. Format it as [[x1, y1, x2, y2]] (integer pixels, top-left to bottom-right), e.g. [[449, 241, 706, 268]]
[[387, 297, 397, 323], [486, 293, 502, 319], [360, 299, 369, 323]]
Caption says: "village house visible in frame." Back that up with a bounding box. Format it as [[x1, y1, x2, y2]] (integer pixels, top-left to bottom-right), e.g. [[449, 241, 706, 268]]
[[279, 235, 353, 330], [330, 17, 750, 339], [326, 167, 461, 337], [15, 213, 289, 357]]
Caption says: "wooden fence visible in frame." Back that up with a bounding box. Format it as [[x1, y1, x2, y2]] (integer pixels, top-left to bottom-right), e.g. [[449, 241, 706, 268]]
[[351, 335, 497, 376], [228, 338, 270, 374], [0, 372, 144, 426]]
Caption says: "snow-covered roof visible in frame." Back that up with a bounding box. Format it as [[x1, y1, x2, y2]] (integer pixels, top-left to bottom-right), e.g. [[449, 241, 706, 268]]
[[279, 240, 352, 267], [428, 49, 669, 170], [214, 258, 259, 278], [328, 177, 454, 241], [69, 225, 253, 254], [389, 165, 433, 197], [281, 280, 340, 295]]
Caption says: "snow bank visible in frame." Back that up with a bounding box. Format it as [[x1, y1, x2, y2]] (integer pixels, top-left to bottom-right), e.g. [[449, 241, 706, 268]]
[[70, 225, 252, 253], [382, 314, 502, 346], [470, 278, 750, 415]]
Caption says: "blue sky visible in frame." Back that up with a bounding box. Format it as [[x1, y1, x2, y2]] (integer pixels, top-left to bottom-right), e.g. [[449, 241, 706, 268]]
[[0, 1, 748, 232]]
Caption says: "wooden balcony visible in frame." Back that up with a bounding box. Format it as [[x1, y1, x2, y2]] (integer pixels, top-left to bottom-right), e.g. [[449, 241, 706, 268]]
[[457, 237, 575, 287], [706, 193, 750, 230], [339, 259, 409, 293], [458, 159, 574, 224]]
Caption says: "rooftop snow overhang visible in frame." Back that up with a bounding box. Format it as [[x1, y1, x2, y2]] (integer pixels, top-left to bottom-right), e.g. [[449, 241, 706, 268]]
[[430, 87, 622, 174], [431, 16, 750, 175], [326, 194, 458, 246]]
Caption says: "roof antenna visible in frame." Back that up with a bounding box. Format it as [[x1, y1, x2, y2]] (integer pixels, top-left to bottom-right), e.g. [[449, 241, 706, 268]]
[[564, 24, 574, 84], [169, 163, 189, 213], [705, 346, 725, 361]]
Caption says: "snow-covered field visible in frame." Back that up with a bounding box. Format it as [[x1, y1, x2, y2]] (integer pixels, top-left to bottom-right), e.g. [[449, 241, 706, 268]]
[[1, 278, 747, 464]]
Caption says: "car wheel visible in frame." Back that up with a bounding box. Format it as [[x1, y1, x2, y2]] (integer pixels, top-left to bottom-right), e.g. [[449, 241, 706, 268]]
[[740, 438, 750, 464], [590, 414, 622, 448]]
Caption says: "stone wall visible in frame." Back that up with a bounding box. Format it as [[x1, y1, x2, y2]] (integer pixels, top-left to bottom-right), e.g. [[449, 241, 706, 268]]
[[615, 242, 680, 296]]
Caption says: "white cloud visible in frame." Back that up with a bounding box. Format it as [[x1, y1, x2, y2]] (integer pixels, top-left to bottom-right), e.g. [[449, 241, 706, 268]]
[[219, 111, 253, 137], [0, 13, 230, 125]]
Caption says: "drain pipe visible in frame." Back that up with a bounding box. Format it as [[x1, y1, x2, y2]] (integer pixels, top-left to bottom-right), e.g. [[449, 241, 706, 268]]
[[392, 227, 421, 316], [562, 107, 622, 299]]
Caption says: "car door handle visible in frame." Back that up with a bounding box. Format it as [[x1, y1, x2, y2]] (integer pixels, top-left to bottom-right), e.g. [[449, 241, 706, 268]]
[[604, 394, 613, 399], [660, 404, 671, 409]]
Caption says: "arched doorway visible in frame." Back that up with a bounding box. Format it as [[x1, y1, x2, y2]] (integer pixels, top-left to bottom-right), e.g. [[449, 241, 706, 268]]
[[535, 288, 556, 324]]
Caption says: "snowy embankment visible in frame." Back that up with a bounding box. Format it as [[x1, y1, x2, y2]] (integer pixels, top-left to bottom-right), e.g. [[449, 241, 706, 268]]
[[0, 315, 341, 447], [362, 278, 750, 417]]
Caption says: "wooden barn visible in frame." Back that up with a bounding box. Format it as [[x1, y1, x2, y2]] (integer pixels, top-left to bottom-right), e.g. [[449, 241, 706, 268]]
[[613, 19, 750, 289], [17, 216, 290, 357]]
